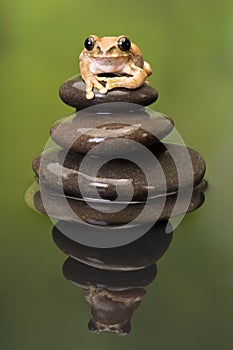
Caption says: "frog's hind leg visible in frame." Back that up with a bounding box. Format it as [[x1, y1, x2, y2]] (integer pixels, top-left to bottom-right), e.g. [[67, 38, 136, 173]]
[[143, 61, 152, 76]]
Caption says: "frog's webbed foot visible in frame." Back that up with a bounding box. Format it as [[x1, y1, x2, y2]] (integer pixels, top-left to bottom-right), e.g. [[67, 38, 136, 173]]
[[82, 75, 108, 99]]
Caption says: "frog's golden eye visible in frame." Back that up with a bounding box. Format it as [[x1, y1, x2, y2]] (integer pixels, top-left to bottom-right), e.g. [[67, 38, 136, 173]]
[[117, 37, 131, 52], [84, 36, 96, 51]]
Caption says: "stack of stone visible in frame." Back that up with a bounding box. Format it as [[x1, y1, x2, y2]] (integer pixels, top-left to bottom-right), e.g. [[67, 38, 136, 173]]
[[25, 74, 207, 334], [27, 75, 206, 227]]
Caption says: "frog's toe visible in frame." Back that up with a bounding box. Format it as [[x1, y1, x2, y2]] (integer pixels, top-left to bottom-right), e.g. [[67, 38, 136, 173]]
[[106, 82, 115, 90], [86, 91, 95, 99], [99, 87, 108, 94]]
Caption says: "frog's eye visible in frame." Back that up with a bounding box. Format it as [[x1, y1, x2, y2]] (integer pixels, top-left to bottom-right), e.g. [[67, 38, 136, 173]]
[[119, 322, 131, 335], [117, 37, 131, 52], [88, 319, 98, 332], [84, 36, 96, 51]]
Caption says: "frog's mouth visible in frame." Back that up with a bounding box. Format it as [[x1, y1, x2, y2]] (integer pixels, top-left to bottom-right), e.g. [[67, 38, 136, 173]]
[[91, 56, 128, 72], [93, 56, 126, 63]]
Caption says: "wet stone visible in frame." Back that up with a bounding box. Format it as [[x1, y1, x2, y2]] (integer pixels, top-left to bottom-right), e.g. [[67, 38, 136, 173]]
[[52, 221, 173, 270], [28, 181, 205, 226], [32, 143, 206, 201], [50, 107, 174, 155], [63, 257, 157, 290], [59, 75, 158, 110]]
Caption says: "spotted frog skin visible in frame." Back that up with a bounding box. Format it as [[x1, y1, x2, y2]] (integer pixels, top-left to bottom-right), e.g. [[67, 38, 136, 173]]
[[79, 35, 152, 99]]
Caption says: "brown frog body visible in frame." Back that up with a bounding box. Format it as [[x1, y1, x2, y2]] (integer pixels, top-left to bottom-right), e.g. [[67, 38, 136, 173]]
[[79, 35, 152, 99]]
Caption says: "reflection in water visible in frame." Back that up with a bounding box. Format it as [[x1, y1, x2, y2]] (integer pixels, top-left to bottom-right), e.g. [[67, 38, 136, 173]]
[[52, 221, 172, 335], [52, 221, 173, 270], [25, 102, 207, 335]]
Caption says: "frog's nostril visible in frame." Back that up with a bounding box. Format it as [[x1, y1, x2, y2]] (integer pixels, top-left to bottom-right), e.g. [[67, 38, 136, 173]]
[[106, 47, 115, 55], [97, 47, 103, 55]]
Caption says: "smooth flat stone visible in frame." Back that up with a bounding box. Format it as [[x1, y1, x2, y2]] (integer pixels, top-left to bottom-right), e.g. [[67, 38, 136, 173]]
[[29, 181, 205, 226], [59, 75, 158, 110], [63, 257, 157, 290], [33, 143, 206, 201], [50, 107, 174, 155], [52, 221, 173, 270]]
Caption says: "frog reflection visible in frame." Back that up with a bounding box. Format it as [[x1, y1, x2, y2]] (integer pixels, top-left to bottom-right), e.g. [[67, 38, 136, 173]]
[[85, 286, 145, 335]]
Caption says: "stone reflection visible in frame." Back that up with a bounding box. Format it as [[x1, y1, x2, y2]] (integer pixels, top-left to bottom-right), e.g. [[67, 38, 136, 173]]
[[25, 73, 207, 335], [52, 221, 172, 335]]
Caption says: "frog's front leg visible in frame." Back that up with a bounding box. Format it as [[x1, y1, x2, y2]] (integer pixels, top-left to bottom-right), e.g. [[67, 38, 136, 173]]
[[83, 75, 108, 99], [79, 55, 107, 99], [105, 66, 148, 91]]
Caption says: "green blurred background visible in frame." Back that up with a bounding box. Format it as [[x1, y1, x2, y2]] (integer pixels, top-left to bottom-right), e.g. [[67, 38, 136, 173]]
[[1, 0, 233, 348]]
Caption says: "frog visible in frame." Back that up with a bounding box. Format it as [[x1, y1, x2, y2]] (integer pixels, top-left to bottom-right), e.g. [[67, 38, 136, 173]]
[[79, 35, 152, 99], [83, 285, 145, 335]]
